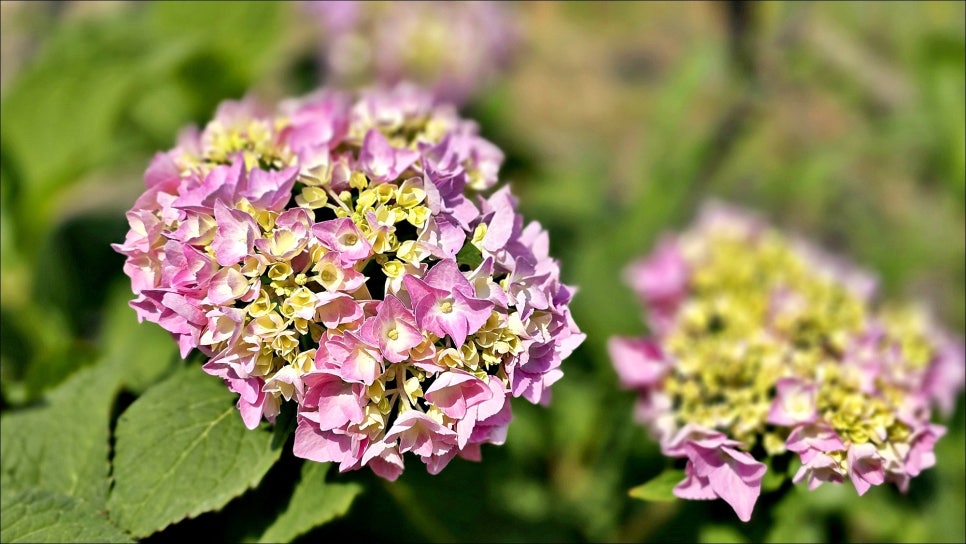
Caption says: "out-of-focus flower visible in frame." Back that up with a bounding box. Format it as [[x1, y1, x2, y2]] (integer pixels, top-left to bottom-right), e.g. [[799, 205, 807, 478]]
[[114, 83, 584, 478], [304, 1, 518, 105], [662, 424, 767, 522], [610, 201, 964, 521]]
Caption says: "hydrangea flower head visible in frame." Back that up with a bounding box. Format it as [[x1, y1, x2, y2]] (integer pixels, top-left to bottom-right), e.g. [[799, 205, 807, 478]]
[[305, 1, 517, 105], [114, 83, 584, 478], [610, 202, 964, 521]]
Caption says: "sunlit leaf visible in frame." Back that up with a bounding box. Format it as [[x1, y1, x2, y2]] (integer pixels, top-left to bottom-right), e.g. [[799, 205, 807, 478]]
[[0, 363, 120, 506], [107, 367, 283, 538], [628, 468, 685, 502], [0, 489, 132, 543]]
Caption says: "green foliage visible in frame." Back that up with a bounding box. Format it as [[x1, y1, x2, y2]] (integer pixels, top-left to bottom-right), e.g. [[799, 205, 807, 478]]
[[700, 524, 750, 544], [760, 459, 788, 493], [257, 462, 363, 543], [0, 490, 132, 544], [2, 19, 145, 197], [629, 469, 686, 502], [107, 367, 284, 538], [0, 2, 288, 220], [99, 281, 179, 394], [455, 240, 484, 270], [148, 1, 289, 84], [0, 2, 962, 542], [0, 364, 120, 506]]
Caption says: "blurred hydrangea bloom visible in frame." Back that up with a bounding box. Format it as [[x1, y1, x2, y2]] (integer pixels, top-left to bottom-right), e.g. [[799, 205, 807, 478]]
[[114, 83, 584, 478], [610, 202, 964, 521], [304, 1, 517, 105]]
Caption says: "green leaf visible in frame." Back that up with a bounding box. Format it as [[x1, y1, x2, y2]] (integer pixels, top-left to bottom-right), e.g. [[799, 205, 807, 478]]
[[0, 489, 132, 543], [0, 304, 77, 406], [699, 524, 749, 544], [257, 463, 363, 543], [107, 367, 283, 538], [0, 363, 121, 506], [764, 485, 830, 542], [100, 280, 179, 394], [628, 468, 685, 502], [0, 16, 192, 232], [148, 1, 287, 82], [761, 459, 787, 493], [270, 400, 299, 450], [456, 240, 484, 270]]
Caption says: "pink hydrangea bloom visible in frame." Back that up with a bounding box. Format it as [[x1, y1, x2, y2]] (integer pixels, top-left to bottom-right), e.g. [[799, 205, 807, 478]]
[[114, 83, 583, 478], [304, 1, 518, 106], [611, 201, 964, 521], [607, 337, 669, 389], [766, 378, 818, 427], [663, 425, 766, 522]]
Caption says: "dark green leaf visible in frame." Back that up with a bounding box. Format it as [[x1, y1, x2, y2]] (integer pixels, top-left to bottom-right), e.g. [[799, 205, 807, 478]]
[[456, 240, 484, 270], [257, 462, 362, 543], [761, 459, 787, 493]]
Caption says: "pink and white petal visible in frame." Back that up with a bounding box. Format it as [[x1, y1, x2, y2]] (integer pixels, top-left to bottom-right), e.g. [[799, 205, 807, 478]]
[[385, 411, 458, 458], [293, 424, 354, 464], [361, 440, 406, 482], [423, 448, 459, 475], [211, 202, 258, 266], [425, 372, 493, 419]]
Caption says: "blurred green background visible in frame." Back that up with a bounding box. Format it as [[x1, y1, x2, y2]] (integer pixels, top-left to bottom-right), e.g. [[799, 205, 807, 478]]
[[1, 1, 963, 542]]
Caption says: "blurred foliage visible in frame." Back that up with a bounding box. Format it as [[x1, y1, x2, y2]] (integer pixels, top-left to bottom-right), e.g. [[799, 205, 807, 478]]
[[0, 1, 962, 542]]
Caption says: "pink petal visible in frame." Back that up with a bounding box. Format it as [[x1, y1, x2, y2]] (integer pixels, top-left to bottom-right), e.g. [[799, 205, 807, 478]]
[[848, 443, 885, 496], [480, 187, 517, 253], [608, 336, 669, 389], [211, 202, 258, 266], [424, 371, 492, 419], [312, 218, 372, 265], [423, 258, 475, 296], [207, 267, 250, 305], [766, 378, 817, 426], [360, 128, 419, 182], [243, 166, 299, 211], [707, 458, 761, 522], [315, 292, 365, 329], [361, 440, 405, 481], [673, 463, 717, 500], [293, 424, 355, 464], [302, 374, 365, 431], [385, 411, 457, 458]]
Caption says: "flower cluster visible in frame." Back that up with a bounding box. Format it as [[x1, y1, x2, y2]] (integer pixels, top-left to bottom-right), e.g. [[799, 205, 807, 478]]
[[304, 1, 517, 105], [610, 202, 964, 521], [114, 83, 584, 479]]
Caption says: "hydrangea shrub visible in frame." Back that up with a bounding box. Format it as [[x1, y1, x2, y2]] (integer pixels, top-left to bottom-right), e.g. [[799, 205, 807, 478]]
[[610, 202, 964, 521], [114, 83, 584, 479], [304, 1, 517, 105]]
